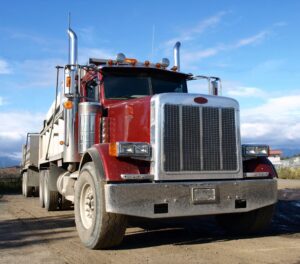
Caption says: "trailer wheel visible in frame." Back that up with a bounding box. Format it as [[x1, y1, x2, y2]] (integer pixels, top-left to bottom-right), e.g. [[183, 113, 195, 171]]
[[44, 170, 59, 211], [22, 172, 32, 197], [39, 171, 45, 208], [216, 204, 275, 235], [75, 162, 127, 249]]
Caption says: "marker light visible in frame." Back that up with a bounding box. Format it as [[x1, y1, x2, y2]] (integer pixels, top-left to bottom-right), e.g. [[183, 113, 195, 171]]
[[171, 66, 178, 71], [144, 60, 150, 67], [66, 76, 71, 88], [63, 100, 73, 109], [107, 59, 114, 66], [155, 63, 161, 69], [124, 58, 137, 66]]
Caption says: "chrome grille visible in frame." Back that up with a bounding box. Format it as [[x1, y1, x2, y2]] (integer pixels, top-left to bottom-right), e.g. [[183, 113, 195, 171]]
[[163, 104, 237, 172]]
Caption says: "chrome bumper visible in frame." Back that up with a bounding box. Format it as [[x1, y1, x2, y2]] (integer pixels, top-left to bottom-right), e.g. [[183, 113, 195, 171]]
[[105, 179, 277, 218]]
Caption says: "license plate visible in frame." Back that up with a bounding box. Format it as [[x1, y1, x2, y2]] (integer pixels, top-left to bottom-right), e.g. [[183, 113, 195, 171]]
[[192, 188, 216, 204]]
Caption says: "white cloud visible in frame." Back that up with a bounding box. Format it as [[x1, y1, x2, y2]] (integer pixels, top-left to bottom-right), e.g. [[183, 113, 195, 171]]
[[0, 111, 44, 141], [0, 59, 11, 74], [182, 31, 269, 67], [79, 48, 115, 64], [240, 94, 300, 146], [164, 11, 227, 47], [9, 32, 46, 45], [0, 97, 5, 106], [226, 86, 266, 97], [235, 31, 268, 48], [11, 58, 65, 89], [0, 111, 44, 160]]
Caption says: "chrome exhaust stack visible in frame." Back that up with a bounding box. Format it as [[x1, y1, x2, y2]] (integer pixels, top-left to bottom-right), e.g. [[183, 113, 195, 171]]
[[67, 28, 78, 69], [63, 27, 80, 164], [173, 42, 181, 71]]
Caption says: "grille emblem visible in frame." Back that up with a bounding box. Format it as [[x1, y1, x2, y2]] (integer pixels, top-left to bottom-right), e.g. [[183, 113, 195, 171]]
[[194, 97, 208, 104]]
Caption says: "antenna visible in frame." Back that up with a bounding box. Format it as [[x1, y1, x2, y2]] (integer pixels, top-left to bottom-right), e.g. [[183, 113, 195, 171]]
[[151, 24, 155, 61], [68, 12, 71, 29]]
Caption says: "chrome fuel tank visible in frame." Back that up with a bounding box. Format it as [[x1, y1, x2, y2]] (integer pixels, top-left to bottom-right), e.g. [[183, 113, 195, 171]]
[[78, 102, 101, 153]]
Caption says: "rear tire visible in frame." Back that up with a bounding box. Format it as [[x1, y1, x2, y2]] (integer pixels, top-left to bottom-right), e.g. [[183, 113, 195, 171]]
[[44, 170, 59, 211], [22, 172, 32, 197], [39, 171, 45, 208], [216, 204, 275, 235], [75, 162, 127, 249]]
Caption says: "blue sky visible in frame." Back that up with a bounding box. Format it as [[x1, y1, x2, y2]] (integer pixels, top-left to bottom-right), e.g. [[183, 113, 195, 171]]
[[0, 0, 300, 161]]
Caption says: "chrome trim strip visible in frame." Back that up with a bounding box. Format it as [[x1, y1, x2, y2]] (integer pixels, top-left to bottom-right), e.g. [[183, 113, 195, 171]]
[[244, 172, 269, 178], [219, 108, 223, 170], [179, 105, 183, 171], [199, 107, 203, 170], [121, 174, 154, 181]]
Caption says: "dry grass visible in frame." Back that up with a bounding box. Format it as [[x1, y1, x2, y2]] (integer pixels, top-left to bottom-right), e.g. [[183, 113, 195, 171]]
[[277, 167, 300, 180], [0, 167, 21, 193], [0, 167, 20, 178]]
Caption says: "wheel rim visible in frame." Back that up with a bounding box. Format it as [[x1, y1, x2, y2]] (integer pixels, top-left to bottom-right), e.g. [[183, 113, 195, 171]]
[[80, 183, 95, 229]]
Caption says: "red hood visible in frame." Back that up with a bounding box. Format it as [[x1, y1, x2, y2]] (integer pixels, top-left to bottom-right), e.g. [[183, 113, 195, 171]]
[[107, 96, 151, 143]]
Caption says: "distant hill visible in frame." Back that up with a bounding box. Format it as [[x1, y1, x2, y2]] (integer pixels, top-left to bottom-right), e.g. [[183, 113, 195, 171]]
[[0, 156, 20, 168], [0, 166, 20, 178]]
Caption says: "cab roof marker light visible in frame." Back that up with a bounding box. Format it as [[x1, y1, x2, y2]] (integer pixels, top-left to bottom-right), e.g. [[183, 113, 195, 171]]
[[124, 58, 137, 66]]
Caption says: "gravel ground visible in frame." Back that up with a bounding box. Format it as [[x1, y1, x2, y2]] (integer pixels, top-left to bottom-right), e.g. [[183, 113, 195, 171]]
[[0, 179, 299, 264]]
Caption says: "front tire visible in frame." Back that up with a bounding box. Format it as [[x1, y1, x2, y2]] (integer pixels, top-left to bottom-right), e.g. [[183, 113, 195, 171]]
[[75, 162, 127, 249], [216, 204, 275, 235], [44, 170, 59, 211]]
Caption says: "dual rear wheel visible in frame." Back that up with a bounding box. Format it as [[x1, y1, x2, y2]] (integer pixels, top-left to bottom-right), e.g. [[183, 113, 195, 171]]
[[39, 170, 59, 211]]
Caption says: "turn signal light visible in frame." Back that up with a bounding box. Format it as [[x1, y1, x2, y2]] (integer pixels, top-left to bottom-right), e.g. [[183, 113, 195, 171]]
[[171, 66, 178, 71], [63, 100, 73, 109], [109, 142, 118, 157]]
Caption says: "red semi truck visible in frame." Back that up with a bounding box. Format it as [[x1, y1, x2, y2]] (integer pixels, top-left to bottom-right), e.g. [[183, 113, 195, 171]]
[[21, 27, 277, 249]]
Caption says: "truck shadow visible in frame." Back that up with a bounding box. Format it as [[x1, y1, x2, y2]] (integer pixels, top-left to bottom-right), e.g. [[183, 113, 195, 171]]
[[0, 214, 75, 249], [120, 189, 300, 250]]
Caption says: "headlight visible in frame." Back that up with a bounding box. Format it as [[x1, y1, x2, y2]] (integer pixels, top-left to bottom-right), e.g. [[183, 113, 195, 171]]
[[109, 142, 151, 157], [242, 144, 269, 157]]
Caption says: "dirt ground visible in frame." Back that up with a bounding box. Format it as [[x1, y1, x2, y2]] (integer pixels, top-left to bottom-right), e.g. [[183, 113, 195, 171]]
[[0, 179, 299, 264]]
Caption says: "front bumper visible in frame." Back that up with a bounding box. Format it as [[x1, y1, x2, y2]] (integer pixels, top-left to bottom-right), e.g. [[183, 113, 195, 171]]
[[105, 178, 277, 218]]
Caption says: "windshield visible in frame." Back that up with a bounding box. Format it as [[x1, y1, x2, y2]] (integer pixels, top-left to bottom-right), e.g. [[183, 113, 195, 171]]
[[103, 68, 187, 99]]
